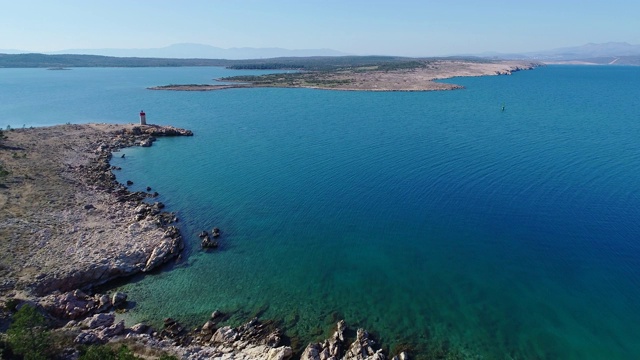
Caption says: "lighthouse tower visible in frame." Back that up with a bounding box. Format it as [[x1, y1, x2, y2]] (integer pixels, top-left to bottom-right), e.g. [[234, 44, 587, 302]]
[[139, 110, 146, 125]]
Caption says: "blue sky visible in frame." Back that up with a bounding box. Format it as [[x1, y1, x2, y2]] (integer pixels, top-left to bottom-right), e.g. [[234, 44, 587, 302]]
[[1, 0, 638, 56]]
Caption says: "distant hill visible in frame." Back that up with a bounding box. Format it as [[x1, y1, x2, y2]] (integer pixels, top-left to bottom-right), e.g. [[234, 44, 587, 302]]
[[0, 53, 422, 69], [18, 43, 349, 60], [0, 53, 231, 68]]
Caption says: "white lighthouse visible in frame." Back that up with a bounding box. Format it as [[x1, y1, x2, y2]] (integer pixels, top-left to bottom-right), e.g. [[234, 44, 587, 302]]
[[139, 110, 146, 125]]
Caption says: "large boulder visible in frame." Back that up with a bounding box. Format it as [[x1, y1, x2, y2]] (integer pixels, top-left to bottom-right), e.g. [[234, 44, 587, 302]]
[[83, 313, 115, 329], [211, 326, 238, 344], [111, 292, 127, 308]]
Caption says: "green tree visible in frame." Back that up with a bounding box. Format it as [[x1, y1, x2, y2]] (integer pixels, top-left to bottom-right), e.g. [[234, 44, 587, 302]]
[[116, 345, 139, 360], [78, 345, 117, 360], [79, 345, 143, 360], [6, 304, 51, 360]]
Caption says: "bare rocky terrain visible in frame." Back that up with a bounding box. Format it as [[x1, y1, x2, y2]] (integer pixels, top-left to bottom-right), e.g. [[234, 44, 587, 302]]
[[0, 123, 402, 359], [0, 123, 191, 298], [149, 60, 540, 92]]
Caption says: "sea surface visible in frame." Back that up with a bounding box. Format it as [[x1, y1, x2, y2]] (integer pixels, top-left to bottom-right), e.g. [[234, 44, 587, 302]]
[[1, 65, 639, 359]]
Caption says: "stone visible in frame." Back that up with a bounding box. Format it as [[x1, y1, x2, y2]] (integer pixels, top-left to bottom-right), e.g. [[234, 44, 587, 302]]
[[130, 323, 149, 334], [139, 138, 153, 147], [126, 180, 133, 186], [201, 235, 218, 249], [134, 204, 148, 214], [344, 328, 383, 360], [98, 320, 125, 338], [211, 310, 223, 319], [97, 294, 111, 312], [39, 290, 96, 320], [392, 352, 409, 360], [111, 292, 127, 308], [211, 326, 238, 344], [143, 236, 182, 271], [202, 320, 216, 333], [300, 343, 322, 360], [84, 313, 115, 329], [74, 332, 99, 345], [335, 319, 346, 342], [266, 329, 282, 347], [266, 346, 293, 360]]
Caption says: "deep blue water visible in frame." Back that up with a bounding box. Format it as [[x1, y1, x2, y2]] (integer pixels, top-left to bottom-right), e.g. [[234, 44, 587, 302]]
[[1, 65, 639, 359]]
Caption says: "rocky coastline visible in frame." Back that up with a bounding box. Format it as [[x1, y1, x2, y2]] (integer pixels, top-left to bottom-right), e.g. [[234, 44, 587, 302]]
[[39, 287, 403, 359], [0, 123, 192, 297], [0, 123, 404, 359], [148, 60, 540, 92]]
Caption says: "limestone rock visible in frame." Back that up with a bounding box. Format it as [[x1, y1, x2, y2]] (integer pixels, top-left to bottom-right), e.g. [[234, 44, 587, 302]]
[[131, 323, 149, 334], [111, 292, 127, 308], [39, 290, 97, 319], [84, 313, 115, 329], [98, 320, 125, 338], [143, 230, 182, 272], [211, 326, 238, 344], [392, 352, 409, 360], [344, 328, 384, 360], [74, 332, 99, 345], [300, 343, 322, 360], [301, 321, 388, 360], [202, 320, 216, 333]]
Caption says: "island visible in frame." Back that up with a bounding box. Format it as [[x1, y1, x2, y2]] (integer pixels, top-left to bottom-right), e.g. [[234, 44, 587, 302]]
[[149, 59, 540, 92]]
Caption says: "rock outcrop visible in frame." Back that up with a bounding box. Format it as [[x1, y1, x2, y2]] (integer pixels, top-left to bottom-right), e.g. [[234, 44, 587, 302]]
[[0, 124, 193, 297], [300, 321, 408, 360]]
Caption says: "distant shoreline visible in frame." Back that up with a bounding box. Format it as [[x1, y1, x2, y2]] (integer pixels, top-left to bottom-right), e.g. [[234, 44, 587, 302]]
[[149, 60, 540, 92]]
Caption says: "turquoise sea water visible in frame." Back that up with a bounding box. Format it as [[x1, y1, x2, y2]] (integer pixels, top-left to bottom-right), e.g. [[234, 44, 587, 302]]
[[2, 66, 640, 359]]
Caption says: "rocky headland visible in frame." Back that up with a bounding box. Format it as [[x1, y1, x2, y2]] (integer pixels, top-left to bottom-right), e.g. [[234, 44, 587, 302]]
[[0, 123, 405, 359], [0, 123, 192, 297]]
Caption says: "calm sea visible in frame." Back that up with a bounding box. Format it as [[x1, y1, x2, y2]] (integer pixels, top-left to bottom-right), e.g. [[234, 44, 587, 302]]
[[1, 65, 639, 359]]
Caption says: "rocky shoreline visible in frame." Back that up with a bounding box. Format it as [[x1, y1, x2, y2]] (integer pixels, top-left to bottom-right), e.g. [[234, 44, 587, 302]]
[[0, 123, 404, 359], [0, 123, 192, 297], [39, 287, 403, 359]]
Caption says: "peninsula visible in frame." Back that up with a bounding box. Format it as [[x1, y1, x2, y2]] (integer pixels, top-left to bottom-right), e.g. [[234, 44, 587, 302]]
[[0, 123, 193, 298], [0, 123, 409, 359], [149, 59, 540, 92]]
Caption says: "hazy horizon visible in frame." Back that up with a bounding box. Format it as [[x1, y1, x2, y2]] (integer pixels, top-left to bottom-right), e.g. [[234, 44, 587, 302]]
[[2, 0, 639, 57], [3, 41, 640, 58]]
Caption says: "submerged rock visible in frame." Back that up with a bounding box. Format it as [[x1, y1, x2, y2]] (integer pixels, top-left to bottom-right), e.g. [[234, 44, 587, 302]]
[[201, 234, 219, 248]]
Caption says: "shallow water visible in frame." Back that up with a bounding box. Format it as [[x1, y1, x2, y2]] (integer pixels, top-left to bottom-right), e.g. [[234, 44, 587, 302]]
[[2, 65, 640, 359]]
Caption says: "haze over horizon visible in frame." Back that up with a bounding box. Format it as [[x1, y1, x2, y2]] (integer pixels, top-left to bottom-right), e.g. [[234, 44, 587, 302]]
[[2, 0, 639, 57]]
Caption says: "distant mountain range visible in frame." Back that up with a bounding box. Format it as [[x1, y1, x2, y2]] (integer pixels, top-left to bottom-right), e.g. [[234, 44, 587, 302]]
[[0, 43, 348, 60], [1, 42, 639, 65]]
